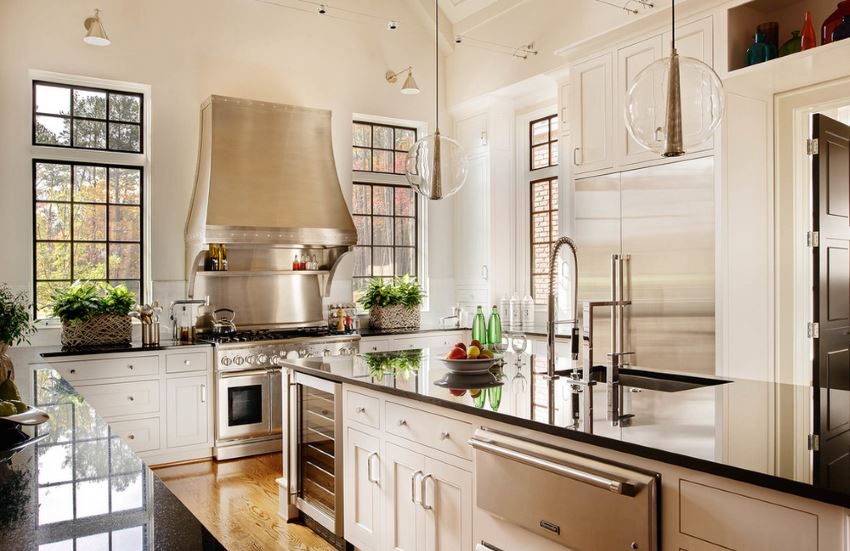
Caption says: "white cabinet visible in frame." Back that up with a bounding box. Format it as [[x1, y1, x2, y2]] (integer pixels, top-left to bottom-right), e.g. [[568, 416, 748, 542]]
[[616, 35, 664, 166], [570, 52, 614, 175], [422, 457, 472, 551], [165, 374, 209, 448], [453, 152, 490, 306], [455, 112, 488, 153], [345, 427, 382, 551], [361, 338, 391, 353], [384, 442, 425, 551]]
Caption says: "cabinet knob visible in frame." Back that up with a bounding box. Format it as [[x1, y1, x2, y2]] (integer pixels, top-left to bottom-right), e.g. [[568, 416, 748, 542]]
[[127, 434, 135, 440], [127, 396, 135, 402], [440, 432, 450, 440], [398, 419, 407, 426], [69, 369, 76, 374], [184, 360, 191, 365], [356, 407, 366, 414], [128, 365, 134, 370]]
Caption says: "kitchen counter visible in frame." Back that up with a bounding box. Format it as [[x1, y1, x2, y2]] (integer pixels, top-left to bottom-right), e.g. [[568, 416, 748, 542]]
[[282, 349, 850, 509], [40, 339, 212, 358], [358, 324, 467, 337], [0, 368, 225, 550]]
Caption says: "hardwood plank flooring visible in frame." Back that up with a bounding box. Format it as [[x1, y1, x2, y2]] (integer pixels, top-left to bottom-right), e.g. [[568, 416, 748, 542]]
[[153, 453, 334, 551]]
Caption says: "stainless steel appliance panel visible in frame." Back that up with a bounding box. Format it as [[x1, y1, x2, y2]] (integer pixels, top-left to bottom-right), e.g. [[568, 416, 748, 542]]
[[270, 369, 283, 434], [217, 370, 271, 441], [470, 429, 658, 550], [620, 158, 715, 375]]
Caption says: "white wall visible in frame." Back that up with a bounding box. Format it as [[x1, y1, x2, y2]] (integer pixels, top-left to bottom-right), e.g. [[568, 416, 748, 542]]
[[0, 0, 456, 343]]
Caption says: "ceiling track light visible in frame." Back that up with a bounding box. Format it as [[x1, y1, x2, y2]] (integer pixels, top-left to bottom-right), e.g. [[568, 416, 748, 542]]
[[318, 4, 327, 14], [387, 20, 398, 30], [385, 67, 419, 95], [454, 35, 538, 59], [83, 8, 110, 46], [594, 0, 655, 15]]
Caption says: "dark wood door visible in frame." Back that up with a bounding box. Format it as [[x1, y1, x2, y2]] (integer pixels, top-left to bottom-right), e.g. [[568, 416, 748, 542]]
[[813, 114, 850, 491]]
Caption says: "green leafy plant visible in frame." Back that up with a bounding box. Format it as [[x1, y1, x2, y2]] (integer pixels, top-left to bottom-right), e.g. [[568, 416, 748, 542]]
[[0, 284, 36, 346], [358, 275, 423, 310], [363, 349, 423, 382], [49, 281, 136, 324]]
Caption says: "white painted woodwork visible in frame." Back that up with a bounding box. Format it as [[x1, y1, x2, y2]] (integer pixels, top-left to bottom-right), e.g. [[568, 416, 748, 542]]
[[570, 52, 614, 175], [385, 401, 474, 461], [346, 389, 381, 430], [165, 351, 209, 373], [384, 441, 426, 551], [109, 417, 161, 453], [54, 355, 160, 382], [422, 457, 472, 551], [558, 82, 570, 132], [345, 426, 382, 551], [455, 112, 488, 154], [361, 338, 391, 353], [616, 35, 664, 166], [75, 379, 160, 418], [165, 374, 209, 448], [453, 152, 491, 305]]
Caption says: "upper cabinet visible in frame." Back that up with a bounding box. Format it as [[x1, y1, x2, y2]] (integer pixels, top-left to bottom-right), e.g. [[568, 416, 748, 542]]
[[616, 35, 664, 166], [570, 52, 614, 175]]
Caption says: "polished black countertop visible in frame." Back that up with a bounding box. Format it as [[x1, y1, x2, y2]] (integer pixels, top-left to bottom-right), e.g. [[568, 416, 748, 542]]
[[0, 368, 225, 550], [358, 324, 468, 337], [283, 349, 850, 508], [40, 340, 212, 358]]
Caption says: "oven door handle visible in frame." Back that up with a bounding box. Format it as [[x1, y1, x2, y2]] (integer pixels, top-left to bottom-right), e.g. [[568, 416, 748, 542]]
[[220, 369, 270, 379]]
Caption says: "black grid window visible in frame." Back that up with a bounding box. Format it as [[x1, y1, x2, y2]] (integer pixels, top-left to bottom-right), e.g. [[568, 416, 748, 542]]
[[351, 183, 418, 298], [33, 160, 144, 319], [530, 177, 559, 304], [352, 121, 417, 175], [33, 81, 143, 153], [530, 114, 559, 170]]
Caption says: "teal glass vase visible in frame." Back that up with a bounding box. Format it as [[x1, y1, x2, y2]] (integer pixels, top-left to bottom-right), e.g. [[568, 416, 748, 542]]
[[746, 32, 777, 66]]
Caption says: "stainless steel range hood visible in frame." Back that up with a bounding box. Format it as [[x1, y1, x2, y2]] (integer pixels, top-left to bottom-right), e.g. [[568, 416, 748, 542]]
[[185, 95, 356, 329]]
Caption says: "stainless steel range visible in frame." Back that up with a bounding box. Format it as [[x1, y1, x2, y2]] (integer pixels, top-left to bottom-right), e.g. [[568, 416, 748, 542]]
[[204, 329, 359, 460]]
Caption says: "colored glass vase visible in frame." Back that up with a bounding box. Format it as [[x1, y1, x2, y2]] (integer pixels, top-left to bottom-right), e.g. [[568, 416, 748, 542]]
[[745, 32, 777, 66], [833, 15, 850, 42], [802, 11, 817, 50], [823, 1, 850, 45], [779, 30, 802, 56]]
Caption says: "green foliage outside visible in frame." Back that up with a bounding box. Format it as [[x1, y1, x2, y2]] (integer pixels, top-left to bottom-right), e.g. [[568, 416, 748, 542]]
[[49, 281, 136, 324], [363, 349, 423, 382], [0, 284, 36, 346], [358, 275, 423, 310]]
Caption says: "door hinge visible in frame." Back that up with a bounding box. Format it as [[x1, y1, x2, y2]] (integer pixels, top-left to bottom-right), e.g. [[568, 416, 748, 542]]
[[807, 231, 820, 248], [807, 138, 819, 155], [808, 322, 820, 339], [808, 433, 820, 451]]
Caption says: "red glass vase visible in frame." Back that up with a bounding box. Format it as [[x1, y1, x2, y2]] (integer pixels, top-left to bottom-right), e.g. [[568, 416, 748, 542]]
[[823, 1, 850, 45], [802, 11, 817, 50]]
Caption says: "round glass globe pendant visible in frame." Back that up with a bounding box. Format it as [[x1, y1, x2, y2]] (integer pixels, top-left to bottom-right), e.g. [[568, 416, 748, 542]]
[[624, 1, 725, 157], [405, 1, 468, 200]]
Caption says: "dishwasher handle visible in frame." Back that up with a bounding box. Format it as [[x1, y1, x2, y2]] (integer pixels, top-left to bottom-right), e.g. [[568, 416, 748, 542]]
[[469, 437, 638, 496]]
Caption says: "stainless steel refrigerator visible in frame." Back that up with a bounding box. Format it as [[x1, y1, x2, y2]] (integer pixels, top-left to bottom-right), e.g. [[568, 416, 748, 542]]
[[573, 157, 715, 375]]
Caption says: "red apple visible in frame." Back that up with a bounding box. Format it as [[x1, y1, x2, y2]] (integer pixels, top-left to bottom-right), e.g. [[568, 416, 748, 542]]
[[449, 389, 466, 397], [470, 340, 483, 350], [454, 342, 467, 352], [447, 346, 467, 360]]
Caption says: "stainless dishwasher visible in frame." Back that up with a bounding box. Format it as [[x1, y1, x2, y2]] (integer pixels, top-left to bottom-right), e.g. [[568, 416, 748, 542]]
[[469, 428, 659, 550]]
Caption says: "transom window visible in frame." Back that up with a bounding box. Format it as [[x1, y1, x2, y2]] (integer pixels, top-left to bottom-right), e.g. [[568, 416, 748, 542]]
[[33, 81, 143, 153], [351, 183, 418, 298], [33, 160, 143, 318], [352, 121, 417, 175], [530, 177, 559, 304], [530, 114, 559, 170]]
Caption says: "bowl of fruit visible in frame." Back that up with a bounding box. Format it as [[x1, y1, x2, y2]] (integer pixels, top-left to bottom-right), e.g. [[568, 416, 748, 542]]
[[440, 340, 498, 374]]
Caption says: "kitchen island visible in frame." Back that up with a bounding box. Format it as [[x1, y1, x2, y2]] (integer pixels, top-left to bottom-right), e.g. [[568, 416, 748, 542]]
[[282, 348, 850, 551], [0, 368, 225, 550]]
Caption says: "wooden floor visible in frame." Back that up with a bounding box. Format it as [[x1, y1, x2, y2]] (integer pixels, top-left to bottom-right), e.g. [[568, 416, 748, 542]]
[[153, 453, 335, 551]]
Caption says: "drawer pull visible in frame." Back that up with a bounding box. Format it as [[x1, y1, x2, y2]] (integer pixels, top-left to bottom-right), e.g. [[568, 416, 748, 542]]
[[355, 407, 366, 414], [397, 419, 407, 427], [440, 432, 450, 440], [420, 474, 434, 510], [127, 434, 135, 440], [367, 452, 380, 484], [127, 396, 135, 402], [201, 384, 207, 403]]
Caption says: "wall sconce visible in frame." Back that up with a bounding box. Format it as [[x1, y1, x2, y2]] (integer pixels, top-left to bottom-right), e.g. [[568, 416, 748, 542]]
[[83, 8, 110, 46], [385, 67, 419, 95]]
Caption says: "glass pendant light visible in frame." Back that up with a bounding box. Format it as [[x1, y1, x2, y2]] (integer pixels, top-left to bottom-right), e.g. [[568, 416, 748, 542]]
[[624, 0, 724, 157], [406, 1, 468, 200]]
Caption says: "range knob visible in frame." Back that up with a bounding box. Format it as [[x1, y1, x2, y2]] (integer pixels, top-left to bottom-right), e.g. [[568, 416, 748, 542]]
[[233, 356, 244, 366], [271, 355, 283, 366], [245, 355, 256, 365], [221, 357, 232, 367], [323, 348, 331, 357], [298, 348, 309, 358], [257, 353, 269, 365]]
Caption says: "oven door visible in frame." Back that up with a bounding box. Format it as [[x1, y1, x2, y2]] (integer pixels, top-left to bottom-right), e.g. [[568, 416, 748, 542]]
[[217, 369, 271, 441]]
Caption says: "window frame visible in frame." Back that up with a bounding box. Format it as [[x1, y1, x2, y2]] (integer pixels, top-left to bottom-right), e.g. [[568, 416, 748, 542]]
[[32, 159, 145, 319], [352, 120, 418, 176], [32, 80, 144, 154], [529, 114, 559, 171], [30, 70, 151, 323]]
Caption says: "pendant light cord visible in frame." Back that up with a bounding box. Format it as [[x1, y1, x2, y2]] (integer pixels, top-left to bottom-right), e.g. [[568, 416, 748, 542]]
[[671, 0, 675, 48], [435, 0, 439, 131]]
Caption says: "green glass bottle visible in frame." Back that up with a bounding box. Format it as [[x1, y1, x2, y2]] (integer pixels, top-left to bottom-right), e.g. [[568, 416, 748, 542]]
[[472, 305, 487, 345], [487, 305, 502, 350]]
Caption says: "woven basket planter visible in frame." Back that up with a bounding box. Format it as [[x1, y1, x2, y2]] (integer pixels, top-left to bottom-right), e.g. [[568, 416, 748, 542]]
[[61, 314, 132, 347], [368, 305, 421, 330]]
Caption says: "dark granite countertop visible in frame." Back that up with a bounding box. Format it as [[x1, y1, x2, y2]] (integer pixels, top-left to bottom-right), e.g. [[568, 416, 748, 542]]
[[283, 349, 850, 509], [358, 324, 468, 337], [0, 368, 225, 550], [40, 340, 212, 359]]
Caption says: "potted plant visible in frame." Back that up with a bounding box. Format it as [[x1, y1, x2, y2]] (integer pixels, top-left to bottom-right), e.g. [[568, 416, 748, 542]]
[[358, 275, 423, 330], [0, 284, 37, 385], [50, 281, 136, 347]]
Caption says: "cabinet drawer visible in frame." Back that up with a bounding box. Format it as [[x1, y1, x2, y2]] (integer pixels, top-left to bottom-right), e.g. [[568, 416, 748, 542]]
[[385, 401, 473, 460], [110, 417, 160, 453], [346, 390, 379, 430], [57, 355, 159, 382], [165, 351, 208, 374], [360, 338, 390, 353], [76, 380, 160, 418]]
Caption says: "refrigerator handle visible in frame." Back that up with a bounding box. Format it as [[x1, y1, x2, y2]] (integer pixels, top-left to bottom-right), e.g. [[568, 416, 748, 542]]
[[610, 254, 619, 355], [619, 254, 631, 366]]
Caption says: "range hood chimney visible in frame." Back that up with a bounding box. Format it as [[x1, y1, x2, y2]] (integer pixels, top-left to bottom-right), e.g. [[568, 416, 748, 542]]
[[185, 96, 357, 329]]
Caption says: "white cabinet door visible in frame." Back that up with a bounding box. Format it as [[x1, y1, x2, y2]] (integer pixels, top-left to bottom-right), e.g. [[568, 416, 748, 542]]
[[165, 375, 208, 448], [558, 81, 570, 134], [345, 427, 382, 551], [422, 457, 472, 551], [452, 152, 490, 297], [616, 35, 664, 166], [455, 113, 488, 154], [570, 52, 613, 175], [383, 442, 426, 551]]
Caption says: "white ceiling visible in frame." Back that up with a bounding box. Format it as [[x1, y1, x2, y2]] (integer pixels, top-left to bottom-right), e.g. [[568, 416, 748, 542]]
[[439, 0, 509, 24]]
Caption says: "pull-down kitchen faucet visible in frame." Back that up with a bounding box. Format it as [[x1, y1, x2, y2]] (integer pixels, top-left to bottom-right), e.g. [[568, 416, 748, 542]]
[[545, 236, 581, 381]]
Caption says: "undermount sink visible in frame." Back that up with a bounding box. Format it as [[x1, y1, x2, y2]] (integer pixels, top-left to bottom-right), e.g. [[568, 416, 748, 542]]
[[588, 366, 731, 393]]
